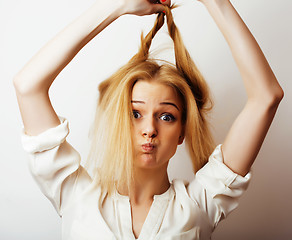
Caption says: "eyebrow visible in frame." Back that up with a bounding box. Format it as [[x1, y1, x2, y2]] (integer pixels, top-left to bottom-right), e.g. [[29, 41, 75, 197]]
[[131, 100, 180, 111]]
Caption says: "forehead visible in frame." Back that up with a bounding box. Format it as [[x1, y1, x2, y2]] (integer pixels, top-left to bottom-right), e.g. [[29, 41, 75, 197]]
[[132, 80, 181, 108]]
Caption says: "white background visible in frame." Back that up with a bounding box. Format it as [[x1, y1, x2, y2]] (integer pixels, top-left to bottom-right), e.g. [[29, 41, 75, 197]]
[[1, 0, 291, 239]]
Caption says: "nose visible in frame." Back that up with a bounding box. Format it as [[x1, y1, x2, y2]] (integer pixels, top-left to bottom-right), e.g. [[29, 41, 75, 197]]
[[142, 117, 157, 139]]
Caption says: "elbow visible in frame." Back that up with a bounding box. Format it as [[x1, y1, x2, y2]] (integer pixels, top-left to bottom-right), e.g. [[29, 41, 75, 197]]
[[13, 74, 46, 96], [250, 85, 284, 110], [257, 81, 284, 108], [13, 75, 23, 94], [13, 74, 31, 95], [268, 86, 284, 107], [261, 90, 284, 113]]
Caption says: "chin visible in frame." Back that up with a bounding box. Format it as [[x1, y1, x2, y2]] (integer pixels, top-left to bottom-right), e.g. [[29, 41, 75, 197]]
[[135, 154, 168, 170], [138, 155, 157, 167]]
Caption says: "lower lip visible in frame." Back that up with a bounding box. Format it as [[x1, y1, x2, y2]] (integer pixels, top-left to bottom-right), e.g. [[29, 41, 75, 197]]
[[142, 145, 155, 152]]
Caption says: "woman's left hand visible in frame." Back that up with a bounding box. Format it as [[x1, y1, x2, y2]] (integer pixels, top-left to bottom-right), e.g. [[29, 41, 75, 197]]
[[120, 0, 171, 16]]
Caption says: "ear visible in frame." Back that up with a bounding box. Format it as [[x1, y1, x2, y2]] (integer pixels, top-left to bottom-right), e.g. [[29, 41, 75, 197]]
[[178, 135, 185, 145], [178, 125, 185, 145]]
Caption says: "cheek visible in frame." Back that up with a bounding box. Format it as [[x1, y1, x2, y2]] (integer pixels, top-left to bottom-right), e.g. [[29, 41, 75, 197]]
[[161, 124, 182, 142], [160, 128, 181, 160], [131, 122, 139, 136]]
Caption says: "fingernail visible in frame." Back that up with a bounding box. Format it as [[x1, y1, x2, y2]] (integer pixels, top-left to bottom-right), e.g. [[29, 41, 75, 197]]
[[161, 0, 166, 2], [163, 10, 166, 14]]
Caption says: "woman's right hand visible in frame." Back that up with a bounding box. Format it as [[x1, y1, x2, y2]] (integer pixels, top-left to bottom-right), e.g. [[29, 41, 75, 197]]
[[13, 0, 171, 136], [120, 0, 171, 16]]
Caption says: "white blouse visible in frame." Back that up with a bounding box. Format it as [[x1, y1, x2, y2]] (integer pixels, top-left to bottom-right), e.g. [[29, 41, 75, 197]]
[[21, 116, 251, 240]]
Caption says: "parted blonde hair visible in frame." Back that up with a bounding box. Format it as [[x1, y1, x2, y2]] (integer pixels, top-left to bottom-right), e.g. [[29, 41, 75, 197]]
[[86, 5, 214, 197]]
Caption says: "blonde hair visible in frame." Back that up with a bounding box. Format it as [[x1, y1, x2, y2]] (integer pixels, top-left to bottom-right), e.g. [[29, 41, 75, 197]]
[[86, 5, 214, 197]]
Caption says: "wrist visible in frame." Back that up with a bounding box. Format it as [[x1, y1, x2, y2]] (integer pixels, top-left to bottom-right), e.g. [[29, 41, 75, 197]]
[[92, 0, 126, 19], [200, 0, 230, 8], [199, 0, 231, 19]]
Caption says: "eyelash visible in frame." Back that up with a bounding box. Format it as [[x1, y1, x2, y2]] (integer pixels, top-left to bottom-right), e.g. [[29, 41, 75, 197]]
[[132, 111, 176, 122], [160, 113, 176, 122], [133, 110, 141, 119]]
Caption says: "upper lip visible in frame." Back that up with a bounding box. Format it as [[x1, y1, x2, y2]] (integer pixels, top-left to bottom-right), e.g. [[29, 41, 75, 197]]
[[142, 143, 155, 147], [141, 143, 156, 151]]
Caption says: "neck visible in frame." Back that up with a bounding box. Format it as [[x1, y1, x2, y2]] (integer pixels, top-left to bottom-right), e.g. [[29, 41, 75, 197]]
[[118, 165, 170, 205]]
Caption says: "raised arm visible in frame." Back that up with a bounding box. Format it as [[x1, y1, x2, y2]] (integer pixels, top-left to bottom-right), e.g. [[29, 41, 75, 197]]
[[199, 0, 284, 176], [13, 0, 169, 136]]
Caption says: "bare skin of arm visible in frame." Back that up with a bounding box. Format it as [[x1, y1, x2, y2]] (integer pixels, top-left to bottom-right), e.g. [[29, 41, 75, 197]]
[[13, 0, 170, 136], [199, 0, 284, 176]]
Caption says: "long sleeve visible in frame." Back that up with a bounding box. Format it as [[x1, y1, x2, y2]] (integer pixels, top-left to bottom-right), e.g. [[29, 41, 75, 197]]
[[187, 144, 252, 229], [21, 116, 92, 216]]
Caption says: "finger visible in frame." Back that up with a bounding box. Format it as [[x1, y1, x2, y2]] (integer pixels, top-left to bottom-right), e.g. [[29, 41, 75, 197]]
[[150, 0, 171, 13], [158, 0, 171, 7], [149, 0, 171, 7]]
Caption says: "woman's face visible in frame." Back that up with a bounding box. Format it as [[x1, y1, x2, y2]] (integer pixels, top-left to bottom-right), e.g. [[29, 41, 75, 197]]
[[131, 79, 184, 170]]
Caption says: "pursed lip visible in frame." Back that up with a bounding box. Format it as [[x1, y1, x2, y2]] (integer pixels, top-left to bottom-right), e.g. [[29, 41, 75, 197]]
[[141, 143, 156, 152]]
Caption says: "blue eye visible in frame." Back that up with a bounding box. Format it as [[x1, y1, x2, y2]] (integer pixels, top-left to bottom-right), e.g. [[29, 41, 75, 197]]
[[133, 111, 141, 119], [160, 113, 175, 122]]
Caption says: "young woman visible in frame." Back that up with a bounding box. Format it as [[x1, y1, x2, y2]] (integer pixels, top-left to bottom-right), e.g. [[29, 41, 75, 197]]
[[14, 0, 283, 239]]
